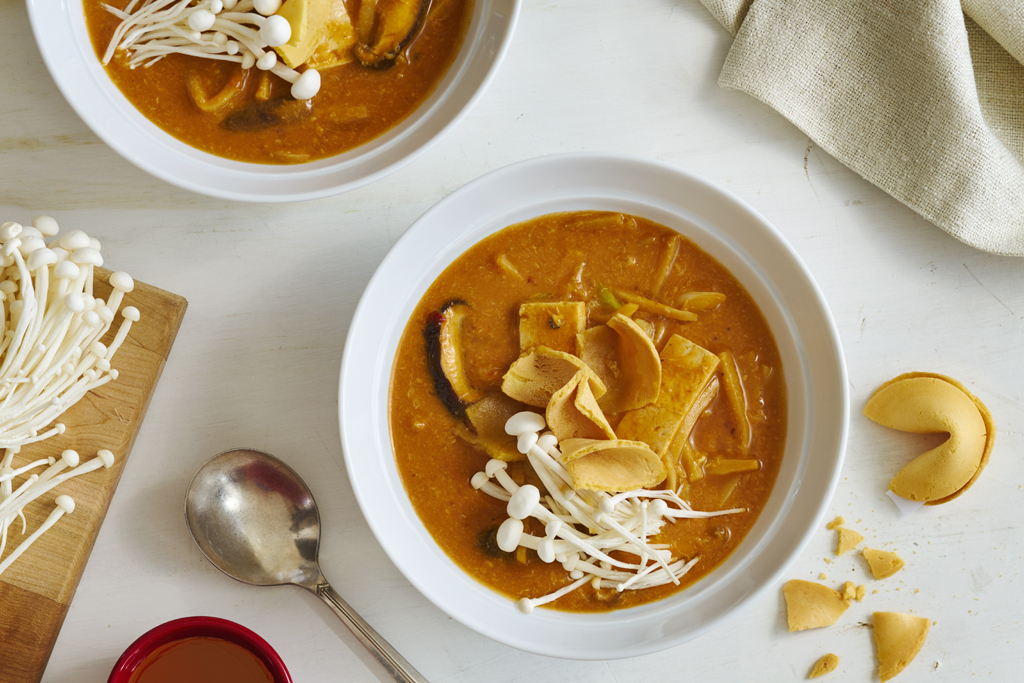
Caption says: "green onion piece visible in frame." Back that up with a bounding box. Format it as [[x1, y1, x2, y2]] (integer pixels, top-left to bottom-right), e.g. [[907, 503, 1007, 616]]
[[597, 286, 621, 310]]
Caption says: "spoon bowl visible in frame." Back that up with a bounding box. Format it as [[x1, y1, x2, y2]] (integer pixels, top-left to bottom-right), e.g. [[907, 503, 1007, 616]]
[[185, 449, 427, 683], [185, 449, 322, 589]]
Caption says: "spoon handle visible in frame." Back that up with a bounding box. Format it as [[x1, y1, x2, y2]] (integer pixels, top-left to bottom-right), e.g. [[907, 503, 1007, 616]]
[[315, 582, 429, 683]]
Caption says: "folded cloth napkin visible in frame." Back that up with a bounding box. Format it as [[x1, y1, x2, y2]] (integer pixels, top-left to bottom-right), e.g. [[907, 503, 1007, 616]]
[[701, 0, 1024, 256]]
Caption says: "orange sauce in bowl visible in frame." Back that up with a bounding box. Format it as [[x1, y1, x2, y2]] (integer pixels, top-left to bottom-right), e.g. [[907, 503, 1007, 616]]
[[127, 637, 275, 683]]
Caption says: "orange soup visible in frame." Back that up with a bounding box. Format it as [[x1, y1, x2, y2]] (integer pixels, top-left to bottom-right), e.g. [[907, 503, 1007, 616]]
[[83, 0, 471, 164], [389, 211, 787, 612]]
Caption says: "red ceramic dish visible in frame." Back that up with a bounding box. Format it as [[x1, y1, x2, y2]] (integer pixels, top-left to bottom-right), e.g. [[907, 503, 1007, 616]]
[[107, 616, 291, 683]]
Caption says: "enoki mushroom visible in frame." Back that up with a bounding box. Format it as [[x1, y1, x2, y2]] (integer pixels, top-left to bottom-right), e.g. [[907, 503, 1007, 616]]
[[0, 216, 139, 577], [102, 0, 321, 100], [471, 411, 744, 614]]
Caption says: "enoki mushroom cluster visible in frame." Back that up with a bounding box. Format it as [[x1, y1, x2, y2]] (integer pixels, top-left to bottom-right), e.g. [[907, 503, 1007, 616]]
[[471, 411, 743, 614], [102, 0, 321, 100], [0, 216, 139, 577]]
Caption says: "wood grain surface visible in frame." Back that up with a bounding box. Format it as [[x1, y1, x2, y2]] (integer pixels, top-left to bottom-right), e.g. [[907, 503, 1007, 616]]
[[0, 268, 186, 683]]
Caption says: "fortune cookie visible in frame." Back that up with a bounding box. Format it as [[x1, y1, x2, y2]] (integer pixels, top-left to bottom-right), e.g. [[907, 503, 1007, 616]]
[[558, 438, 665, 492], [864, 372, 994, 504], [873, 612, 929, 681], [502, 346, 606, 407], [863, 548, 905, 580], [809, 653, 840, 678], [783, 580, 851, 632], [545, 372, 616, 441], [575, 313, 661, 414]]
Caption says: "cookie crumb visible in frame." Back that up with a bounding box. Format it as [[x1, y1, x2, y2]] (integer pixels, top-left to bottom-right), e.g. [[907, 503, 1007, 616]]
[[809, 653, 840, 678], [836, 527, 864, 555]]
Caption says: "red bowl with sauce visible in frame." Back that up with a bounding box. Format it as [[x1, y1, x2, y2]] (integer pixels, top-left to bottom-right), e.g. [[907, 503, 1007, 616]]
[[107, 617, 291, 683]]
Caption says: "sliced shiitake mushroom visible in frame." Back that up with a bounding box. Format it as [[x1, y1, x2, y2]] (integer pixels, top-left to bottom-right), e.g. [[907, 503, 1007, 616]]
[[424, 300, 484, 418], [353, 0, 427, 68]]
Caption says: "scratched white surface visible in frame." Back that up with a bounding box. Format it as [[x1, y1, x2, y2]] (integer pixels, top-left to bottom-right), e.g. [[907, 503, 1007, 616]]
[[1, 0, 1022, 681]]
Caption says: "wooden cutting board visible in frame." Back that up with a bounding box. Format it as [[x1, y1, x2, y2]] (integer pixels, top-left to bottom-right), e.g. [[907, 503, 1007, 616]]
[[0, 268, 186, 683]]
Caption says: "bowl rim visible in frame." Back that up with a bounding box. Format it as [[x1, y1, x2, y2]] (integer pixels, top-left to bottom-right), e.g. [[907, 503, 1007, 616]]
[[338, 152, 849, 659], [106, 616, 292, 683], [26, 0, 521, 202]]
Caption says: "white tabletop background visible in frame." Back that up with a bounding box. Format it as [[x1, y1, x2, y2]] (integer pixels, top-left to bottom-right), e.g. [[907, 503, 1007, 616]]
[[2, 0, 1022, 680]]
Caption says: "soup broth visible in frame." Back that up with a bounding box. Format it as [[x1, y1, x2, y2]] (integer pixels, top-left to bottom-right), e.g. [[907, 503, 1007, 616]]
[[389, 211, 787, 612], [83, 0, 471, 164]]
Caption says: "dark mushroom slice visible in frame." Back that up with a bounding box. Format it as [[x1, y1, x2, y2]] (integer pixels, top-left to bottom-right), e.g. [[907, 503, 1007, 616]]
[[424, 300, 484, 419], [220, 97, 313, 133], [353, 0, 428, 68]]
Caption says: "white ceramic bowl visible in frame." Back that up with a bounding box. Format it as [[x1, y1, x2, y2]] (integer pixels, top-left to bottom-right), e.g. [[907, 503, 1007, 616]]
[[26, 0, 519, 202], [339, 153, 848, 659]]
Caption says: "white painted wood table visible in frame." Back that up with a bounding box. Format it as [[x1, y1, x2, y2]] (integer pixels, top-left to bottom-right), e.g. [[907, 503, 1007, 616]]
[[1, 0, 1022, 680]]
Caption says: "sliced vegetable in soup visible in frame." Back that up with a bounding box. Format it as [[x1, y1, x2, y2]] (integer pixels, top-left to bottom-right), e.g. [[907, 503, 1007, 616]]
[[389, 211, 787, 613], [84, 0, 471, 163]]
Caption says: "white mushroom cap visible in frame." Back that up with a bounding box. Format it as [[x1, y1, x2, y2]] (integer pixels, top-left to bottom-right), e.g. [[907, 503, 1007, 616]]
[[507, 485, 540, 520], [19, 237, 46, 259], [54, 260, 79, 280], [109, 271, 135, 293], [537, 537, 556, 563], [0, 222, 22, 240], [256, 51, 277, 71], [122, 306, 141, 322], [188, 8, 216, 31], [253, 0, 281, 15], [496, 518, 524, 552], [290, 69, 320, 100], [536, 432, 558, 454], [64, 292, 85, 313], [59, 230, 91, 251], [70, 247, 103, 267], [516, 431, 538, 454], [54, 495, 75, 514], [32, 215, 59, 236], [259, 15, 291, 47], [96, 305, 114, 324], [27, 248, 57, 272], [484, 459, 507, 478], [62, 450, 80, 467], [505, 411, 546, 436], [97, 450, 115, 468]]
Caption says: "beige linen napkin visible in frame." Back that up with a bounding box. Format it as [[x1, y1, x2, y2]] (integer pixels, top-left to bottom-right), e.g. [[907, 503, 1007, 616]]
[[701, 0, 1024, 256]]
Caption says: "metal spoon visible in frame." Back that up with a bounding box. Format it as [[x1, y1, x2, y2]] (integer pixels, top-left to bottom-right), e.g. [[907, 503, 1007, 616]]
[[184, 448, 427, 683]]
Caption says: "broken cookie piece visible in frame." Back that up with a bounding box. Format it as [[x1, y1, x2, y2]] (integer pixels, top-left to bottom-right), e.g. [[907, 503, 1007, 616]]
[[559, 438, 665, 492], [809, 653, 840, 678], [826, 516, 844, 530], [864, 372, 995, 504], [864, 548, 905, 580], [873, 611, 930, 681], [835, 527, 864, 555], [783, 579, 851, 631]]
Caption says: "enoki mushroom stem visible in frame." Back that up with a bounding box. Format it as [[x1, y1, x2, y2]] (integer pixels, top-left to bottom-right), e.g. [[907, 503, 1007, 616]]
[[473, 412, 745, 613]]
